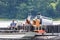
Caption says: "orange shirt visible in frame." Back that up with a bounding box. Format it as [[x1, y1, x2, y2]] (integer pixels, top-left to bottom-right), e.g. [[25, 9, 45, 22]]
[[35, 19, 40, 27]]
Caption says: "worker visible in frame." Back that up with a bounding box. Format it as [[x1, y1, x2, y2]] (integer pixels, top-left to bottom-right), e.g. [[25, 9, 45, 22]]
[[24, 19, 31, 31], [36, 19, 40, 30], [33, 19, 40, 32], [10, 20, 17, 30]]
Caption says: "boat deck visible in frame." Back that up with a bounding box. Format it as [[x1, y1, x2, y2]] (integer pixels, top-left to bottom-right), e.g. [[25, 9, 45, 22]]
[[0, 32, 60, 40]]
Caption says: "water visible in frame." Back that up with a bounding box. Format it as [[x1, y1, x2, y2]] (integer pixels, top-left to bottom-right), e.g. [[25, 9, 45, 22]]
[[0, 20, 25, 28], [0, 21, 11, 28], [0, 20, 60, 28]]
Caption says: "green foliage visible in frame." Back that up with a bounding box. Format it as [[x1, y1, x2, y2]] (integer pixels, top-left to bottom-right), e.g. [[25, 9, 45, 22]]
[[0, 0, 60, 20]]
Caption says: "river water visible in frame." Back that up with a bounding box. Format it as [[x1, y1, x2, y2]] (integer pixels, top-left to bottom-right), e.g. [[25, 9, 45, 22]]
[[0, 20, 60, 28], [0, 20, 25, 28]]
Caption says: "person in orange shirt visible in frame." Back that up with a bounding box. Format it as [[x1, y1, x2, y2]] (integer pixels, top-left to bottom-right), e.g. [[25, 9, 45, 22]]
[[35, 19, 40, 30], [33, 19, 41, 32], [36, 19, 40, 27]]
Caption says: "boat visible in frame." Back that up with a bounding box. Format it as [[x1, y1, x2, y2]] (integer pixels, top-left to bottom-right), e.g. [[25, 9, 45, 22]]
[[0, 13, 60, 40]]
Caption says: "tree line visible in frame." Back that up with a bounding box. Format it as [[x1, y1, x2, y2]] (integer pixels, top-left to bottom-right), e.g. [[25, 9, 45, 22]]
[[0, 0, 60, 20]]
